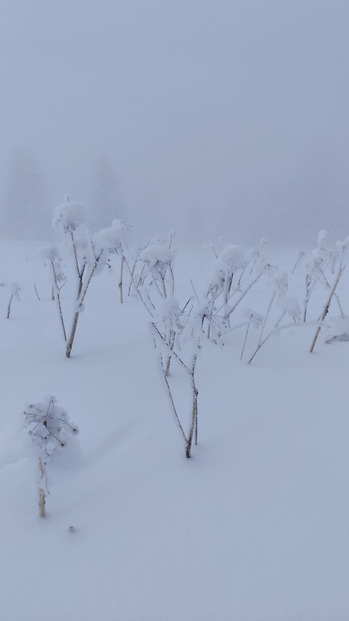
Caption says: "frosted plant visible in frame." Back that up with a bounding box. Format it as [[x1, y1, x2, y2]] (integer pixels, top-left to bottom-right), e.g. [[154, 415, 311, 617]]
[[125, 235, 202, 458], [122, 233, 176, 318], [42, 246, 67, 341], [93, 219, 130, 303], [302, 230, 345, 322], [247, 271, 302, 364], [92, 218, 128, 257], [137, 233, 175, 302], [289, 232, 349, 352], [240, 308, 263, 360], [52, 197, 129, 357], [151, 300, 202, 459], [204, 239, 272, 340], [309, 236, 348, 353], [24, 395, 78, 518], [52, 199, 87, 234], [154, 297, 183, 376], [207, 243, 244, 305]]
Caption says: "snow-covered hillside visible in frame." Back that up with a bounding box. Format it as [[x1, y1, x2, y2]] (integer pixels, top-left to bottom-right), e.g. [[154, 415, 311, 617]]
[[1, 237, 349, 621]]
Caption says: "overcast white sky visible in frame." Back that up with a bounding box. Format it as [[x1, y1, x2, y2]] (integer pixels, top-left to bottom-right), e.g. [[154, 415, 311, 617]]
[[1, 0, 349, 243]]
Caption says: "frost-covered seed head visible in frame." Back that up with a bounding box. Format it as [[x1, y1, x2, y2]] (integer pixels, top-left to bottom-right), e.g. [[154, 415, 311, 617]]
[[24, 395, 78, 458], [219, 244, 244, 270], [140, 243, 174, 283], [52, 201, 87, 233], [92, 219, 129, 255]]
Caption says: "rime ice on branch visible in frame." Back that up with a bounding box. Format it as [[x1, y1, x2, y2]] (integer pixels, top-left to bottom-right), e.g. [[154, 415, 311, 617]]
[[24, 395, 79, 518], [139, 237, 175, 300], [51, 197, 129, 357]]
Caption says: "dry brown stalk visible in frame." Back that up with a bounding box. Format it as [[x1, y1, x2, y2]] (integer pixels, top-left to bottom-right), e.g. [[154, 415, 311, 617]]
[[309, 266, 345, 354], [66, 254, 102, 358], [119, 256, 125, 304], [33, 283, 41, 301], [51, 259, 67, 341], [6, 294, 13, 319], [38, 457, 46, 518]]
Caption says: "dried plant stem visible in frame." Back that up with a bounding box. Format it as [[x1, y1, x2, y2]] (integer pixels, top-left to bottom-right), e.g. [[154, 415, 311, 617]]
[[165, 331, 175, 377], [165, 354, 172, 377], [152, 324, 200, 458], [123, 256, 155, 317], [57, 296, 67, 342], [127, 258, 137, 296], [160, 275, 167, 299], [248, 332, 273, 365], [309, 266, 345, 353], [334, 292, 345, 318], [240, 319, 251, 360], [186, 357, 198, 459], [226, 270, 264, 317], [258, 289, 277, 346], [224, 273, 234, 304], [6, 294, 13, 319], [319, 272, 345, 318], [304, 257, 332, 321], [33, 283, 41, 301], [66, 255, 101, 358], [51, 260, 67, 342], [162, 364, 187, 444], [325, 334, 341, 344], [66, 313, 80, 358], [292, 251, 305, 274], [71, 232, 82, 284], [248, 312, 287, 365], [136, 264, 146, 289], [168, 263, 175, 297], [38, 457, 46, 518], [152, 276, 165, 300], [119, 256, 125, 304], [246, 288, 278, 364]]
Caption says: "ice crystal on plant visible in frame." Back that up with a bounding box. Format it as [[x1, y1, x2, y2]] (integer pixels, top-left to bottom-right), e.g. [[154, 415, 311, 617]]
[[24, 395, 78, 458], [52, 200, 87, 233]]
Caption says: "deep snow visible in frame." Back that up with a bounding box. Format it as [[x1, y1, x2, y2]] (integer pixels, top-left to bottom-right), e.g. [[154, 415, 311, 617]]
[[0, 239, 349, 621]]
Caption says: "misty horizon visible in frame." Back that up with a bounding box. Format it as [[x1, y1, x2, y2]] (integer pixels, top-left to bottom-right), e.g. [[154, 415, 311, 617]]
[[1, 0, 349, 246]]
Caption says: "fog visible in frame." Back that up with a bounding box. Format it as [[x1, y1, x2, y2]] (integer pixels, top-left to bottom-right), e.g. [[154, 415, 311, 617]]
[[1, 0, 349, 245]]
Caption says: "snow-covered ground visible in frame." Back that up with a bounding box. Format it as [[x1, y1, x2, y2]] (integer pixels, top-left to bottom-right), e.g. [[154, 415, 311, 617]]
[[1, 237, 349, 621]]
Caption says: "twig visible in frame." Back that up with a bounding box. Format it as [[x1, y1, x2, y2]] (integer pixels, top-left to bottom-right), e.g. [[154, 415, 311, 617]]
[[6, 294, 13, 319], [309, 266, 345, 353], [38, 457, 46, 518], [226, 270, 265, 317], [119, 255, 125, 304], [33, 283, 41, 301]]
